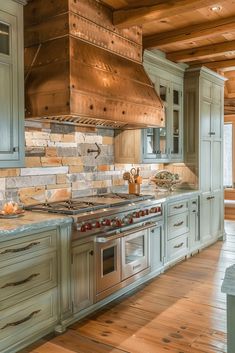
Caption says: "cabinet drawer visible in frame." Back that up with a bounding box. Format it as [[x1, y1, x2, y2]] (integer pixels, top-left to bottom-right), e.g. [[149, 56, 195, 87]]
[[167, 233, 188, 262], [0, 229, 57, 265], [168, 200, 189, 215], [0, 289, 58, 353], [168, 212, 189, 240], [0, 253, 57, 308]]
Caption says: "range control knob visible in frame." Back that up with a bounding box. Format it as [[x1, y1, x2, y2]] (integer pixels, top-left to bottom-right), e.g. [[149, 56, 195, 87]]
[[133, 211, 140, 218], [80, 224, 86, 232], [85, 223, 92, 230], [140, 210, 146, 216], [115, 219, 122, 227], [95, 221, 101, 228], [150, 207, 161, 213]]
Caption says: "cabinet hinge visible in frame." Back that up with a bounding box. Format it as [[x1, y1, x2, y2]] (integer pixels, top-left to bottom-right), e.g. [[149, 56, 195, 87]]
[[13, 146, 19, 152], [71, 253, 73, 264], [72, 301, 74, 313]]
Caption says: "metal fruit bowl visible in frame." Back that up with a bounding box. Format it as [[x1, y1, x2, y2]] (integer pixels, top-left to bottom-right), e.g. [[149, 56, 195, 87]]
[[150, 170, 181, 191]]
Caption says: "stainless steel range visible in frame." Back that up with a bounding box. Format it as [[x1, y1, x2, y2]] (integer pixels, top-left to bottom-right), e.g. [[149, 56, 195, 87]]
[[26, 192, 165, 301]]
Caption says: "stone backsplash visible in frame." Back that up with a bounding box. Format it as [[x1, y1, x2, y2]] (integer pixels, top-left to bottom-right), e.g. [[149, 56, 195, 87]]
[[0, 122, 197, 205]]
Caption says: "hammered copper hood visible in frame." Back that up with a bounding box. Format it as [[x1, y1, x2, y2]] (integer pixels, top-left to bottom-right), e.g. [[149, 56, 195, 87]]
[[24, 0, 164, 129]]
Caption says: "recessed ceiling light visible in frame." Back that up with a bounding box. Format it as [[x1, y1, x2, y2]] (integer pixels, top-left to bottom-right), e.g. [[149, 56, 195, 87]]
[[210, 5, 222, 12]]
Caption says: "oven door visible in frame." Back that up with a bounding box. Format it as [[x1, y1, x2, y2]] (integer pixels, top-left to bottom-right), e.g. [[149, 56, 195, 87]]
[[121, 228, 149, 281], [96, 237, 121, 294]]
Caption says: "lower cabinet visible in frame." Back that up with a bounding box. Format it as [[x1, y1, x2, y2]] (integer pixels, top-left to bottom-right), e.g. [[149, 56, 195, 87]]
[[0, 289, 58, 353], [200, 191, 223, 245], [71, 241, 94, 313], [0, 227, 60, 353], [150, 221, 164, 272], [166, 198, 189, 264], [189, 197, 200, 252]]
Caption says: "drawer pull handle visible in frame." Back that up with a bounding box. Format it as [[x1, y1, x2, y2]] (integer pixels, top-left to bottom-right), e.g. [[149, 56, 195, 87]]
[[1, 310, 41, 330], [133, 264, 141, 271], [1, 273, 40, 289], [0, 242, 40, 255], [207, 196, 215, 200], [174, 242, 184, 249], [174, 221, 184, 227], [173, 205, 183, 209]]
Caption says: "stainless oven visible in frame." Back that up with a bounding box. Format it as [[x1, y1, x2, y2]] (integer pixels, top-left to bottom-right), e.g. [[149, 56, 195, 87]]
[[121, 228, 149, 280], [95, 221, 157, 298]]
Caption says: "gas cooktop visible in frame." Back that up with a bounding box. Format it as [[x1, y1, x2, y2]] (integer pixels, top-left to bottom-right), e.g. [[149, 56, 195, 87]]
[[25, 193, 154, 215]]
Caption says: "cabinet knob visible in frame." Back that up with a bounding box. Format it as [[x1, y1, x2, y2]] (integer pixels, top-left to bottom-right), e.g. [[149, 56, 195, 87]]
[[13, 147, 19, 152], [89, 250, 94, 256]]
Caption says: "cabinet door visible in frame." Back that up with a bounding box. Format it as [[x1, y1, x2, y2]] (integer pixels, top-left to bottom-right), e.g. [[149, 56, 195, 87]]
[[200, 193, 212, 244], [211, 102, 222, 139], [150, 225, 164, 271], [189, 199, 200, 251], [0, 5, 24, 167], [200, 139, 211, 192], [201, 99, 212, 138], [72, 242, 94, 313], [211, 191, 223, 239], [211, 140, 223, 192], [114, 129, 142, 163], [169, 83, 183, 160]]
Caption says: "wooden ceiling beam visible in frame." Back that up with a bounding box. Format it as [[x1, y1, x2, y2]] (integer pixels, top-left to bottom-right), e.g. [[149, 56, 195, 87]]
[[167, 40, 235, 63], [143, 15, 235, 49], [191, 59, 235, 70], [113, 0, 219, 29]]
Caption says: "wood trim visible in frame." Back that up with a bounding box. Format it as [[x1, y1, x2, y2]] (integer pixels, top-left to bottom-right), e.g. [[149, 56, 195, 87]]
[[191, 59, 235, 71], [143, 15, 235, 49], [113, 0, 219, 29], [167, 40, 235, 63]]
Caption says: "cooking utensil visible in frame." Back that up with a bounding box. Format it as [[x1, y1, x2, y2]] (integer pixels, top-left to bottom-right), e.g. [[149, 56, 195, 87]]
[[123, 172, 131, 182], [130, 168, 137, 183]]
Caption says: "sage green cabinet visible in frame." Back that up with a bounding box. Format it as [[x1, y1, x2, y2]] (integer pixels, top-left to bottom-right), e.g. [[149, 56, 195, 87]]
[[114, 51, 185, 164], [71, 241, 94, 313], [143, 51, 185, 163], [150, 222, 164, 272], [184, 67, 225, 246], [0, 226, 59, 353], [0, 0, 25, 167]]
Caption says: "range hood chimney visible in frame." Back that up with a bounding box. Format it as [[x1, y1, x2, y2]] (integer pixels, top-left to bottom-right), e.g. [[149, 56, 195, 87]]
[[24, 0, 164, 129]]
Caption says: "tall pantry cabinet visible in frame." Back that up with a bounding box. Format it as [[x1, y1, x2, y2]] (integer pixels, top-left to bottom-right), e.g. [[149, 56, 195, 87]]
[[184, 67, 225, 246], [0, 0, 25, 167]]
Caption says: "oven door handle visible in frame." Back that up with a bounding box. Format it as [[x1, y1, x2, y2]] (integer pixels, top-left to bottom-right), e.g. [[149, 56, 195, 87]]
[[95, 221, 159, 243]]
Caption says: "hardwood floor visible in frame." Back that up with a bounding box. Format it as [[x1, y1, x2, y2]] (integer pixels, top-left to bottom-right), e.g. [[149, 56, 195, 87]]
[[20, 223, 235, 353]]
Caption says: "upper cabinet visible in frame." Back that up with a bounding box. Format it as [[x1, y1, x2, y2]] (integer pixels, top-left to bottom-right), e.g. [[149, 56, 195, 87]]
[[0, 0, 25, 168], [114, 51, 185, 164]]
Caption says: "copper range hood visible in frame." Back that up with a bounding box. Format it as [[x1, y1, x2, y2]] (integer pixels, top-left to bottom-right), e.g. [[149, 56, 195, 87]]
[[24, 0, 164, 129]]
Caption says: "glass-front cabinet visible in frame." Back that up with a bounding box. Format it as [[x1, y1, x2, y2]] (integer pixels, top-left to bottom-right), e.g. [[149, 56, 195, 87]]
[[142, 56, 184, 163], [114, 51, 185, 164], [0, 1, 25, 167]]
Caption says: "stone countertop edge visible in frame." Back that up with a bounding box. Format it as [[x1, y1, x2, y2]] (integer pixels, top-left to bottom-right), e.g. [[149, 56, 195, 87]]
[[141, 188, 201, 200], [221, 264, 235, 296], [0, 211, 73, 237]]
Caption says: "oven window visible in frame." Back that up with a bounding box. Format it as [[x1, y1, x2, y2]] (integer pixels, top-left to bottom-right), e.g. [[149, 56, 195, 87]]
[[102, 247, 115, 276], [125, 235, 144, 264]]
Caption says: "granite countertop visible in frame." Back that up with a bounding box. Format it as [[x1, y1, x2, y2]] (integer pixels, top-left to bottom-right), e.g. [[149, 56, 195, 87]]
[[221, 264, 235, 296], [0, 211, 73, 238]]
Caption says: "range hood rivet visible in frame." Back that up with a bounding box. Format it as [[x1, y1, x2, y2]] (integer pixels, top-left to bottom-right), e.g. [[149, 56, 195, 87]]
[[103, 107, 107, 112], [122, 111, 125, 115], [90, 105, 94, 110], [45, 106, 48, 110]]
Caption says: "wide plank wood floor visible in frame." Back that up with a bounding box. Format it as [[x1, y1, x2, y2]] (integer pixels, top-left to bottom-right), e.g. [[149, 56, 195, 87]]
[[20, 221, 235, 353]]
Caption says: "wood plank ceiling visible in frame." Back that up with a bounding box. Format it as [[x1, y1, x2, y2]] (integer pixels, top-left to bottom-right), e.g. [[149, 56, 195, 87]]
[[101, 0, 235, 115]]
